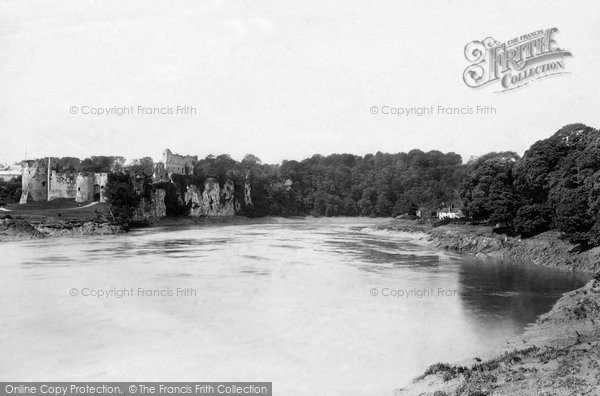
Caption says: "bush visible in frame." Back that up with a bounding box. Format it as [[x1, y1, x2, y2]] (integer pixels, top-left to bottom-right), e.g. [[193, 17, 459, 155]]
[[0, 176, 22, 204], [105, 173, 142, 220], [513, 204, 553, 237]]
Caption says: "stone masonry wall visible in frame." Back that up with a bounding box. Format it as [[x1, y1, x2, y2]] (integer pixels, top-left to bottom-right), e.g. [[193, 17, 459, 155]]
[[20, 160, 48, 204], [49, 171, 77, 200]]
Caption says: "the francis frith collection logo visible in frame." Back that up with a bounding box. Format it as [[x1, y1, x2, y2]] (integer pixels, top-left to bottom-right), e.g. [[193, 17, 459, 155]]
[[463, 28, 572, 92]]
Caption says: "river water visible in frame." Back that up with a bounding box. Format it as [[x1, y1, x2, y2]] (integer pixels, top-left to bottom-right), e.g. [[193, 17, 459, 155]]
[[0, 218, 589, 395]]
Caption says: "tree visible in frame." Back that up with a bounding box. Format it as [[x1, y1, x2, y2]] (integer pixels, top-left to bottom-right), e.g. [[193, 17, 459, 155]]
[[126, 157, 154, 176], [510, 123, 600, 244], [0, 176, 22, 204], [459, 152, 520, 227]]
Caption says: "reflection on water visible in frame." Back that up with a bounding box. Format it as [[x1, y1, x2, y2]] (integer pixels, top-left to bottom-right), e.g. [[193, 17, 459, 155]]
[[0, 218, 589, 396]]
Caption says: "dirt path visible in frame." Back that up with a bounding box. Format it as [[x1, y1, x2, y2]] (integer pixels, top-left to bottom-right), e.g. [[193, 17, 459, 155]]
[[69, 202, 99, 210]]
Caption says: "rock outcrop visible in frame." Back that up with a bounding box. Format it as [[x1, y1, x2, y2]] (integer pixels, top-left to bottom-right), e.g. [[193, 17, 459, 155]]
[[244, 179, 252, 206], [0, 217, 46, 240], [34, 220, 125, 237], [184, 185, 203, 216], [184, 178, 240, 216], [0, 216, 125, 241], [132, 188, 167, 224], [221, 179, 238, 215]]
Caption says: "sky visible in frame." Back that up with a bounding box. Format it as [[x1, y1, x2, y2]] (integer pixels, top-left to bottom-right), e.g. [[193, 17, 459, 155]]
[[1, 0, 600, 165]]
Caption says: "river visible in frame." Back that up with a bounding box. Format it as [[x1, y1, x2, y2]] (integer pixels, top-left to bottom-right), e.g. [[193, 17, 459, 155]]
[[0, 218, 588, 395]]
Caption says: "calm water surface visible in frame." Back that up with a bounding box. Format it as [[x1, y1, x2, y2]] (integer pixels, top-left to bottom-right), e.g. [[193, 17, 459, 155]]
[[0, 218, 589, 395]]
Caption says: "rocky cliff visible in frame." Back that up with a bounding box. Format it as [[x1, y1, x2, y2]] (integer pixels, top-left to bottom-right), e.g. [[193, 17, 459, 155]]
[[132, 188, 167, 224], [184, 178, 240, 216], [244, 179, 252, 206]]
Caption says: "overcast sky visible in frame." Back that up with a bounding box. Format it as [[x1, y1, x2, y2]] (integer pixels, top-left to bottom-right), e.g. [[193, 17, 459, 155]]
[[1, 0, 599, 165]]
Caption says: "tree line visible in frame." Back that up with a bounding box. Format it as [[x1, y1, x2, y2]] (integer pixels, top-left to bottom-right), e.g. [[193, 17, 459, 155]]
[[6, 123, 600, 247], [459, 123, 600, 247]]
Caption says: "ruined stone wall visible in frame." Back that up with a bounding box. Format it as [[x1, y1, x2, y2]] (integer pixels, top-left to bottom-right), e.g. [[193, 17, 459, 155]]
[[48, 171, 77, 200], [94, 173, 108, 203], [75, 172, 108, 203], [75, 174, 93, 203], [163, 149, 197, 175], [152, 162, 168, 182], [20, 160, 48, 204]]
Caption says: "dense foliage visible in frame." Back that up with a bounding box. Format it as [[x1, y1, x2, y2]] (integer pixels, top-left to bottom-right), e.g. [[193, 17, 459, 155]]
[[185, 150, 464, 217], [460, 123, 600, 246], [104, 173, 145, 219], [459, 152, 520, 227], [49, 156, 126, 173], [0, 176, 22, 204], [513, 124, 600, 246]]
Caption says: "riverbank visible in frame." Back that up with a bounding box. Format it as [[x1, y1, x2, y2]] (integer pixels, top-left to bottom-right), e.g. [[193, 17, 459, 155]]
[[374, 219, 600, 273], [376, 219, 600, 395], [0, 213, 289, 242], [0, 216, 125, 241], [396, 276, 600, 395], [0, 200, 127, 241]]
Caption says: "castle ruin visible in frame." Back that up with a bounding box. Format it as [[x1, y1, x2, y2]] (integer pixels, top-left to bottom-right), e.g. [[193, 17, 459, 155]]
[[19, 159, 108, 204], [162, 149, 197, 175]]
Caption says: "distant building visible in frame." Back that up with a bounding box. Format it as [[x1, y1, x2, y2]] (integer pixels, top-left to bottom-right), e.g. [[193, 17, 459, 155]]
[[74, 173, 108, 203], [152, 162, 168, 182], [162, 149, 197, 175], [437, 207, 464, 219], [0, 164, 21, 181]]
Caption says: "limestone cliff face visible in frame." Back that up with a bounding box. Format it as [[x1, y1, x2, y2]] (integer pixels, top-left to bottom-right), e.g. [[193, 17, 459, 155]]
[[184, 185, 203, 216], [132, 188, 166, 223], [184, 178, 241, 216], [221, 179, 238, 215], [244, 180, 252, 206]]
